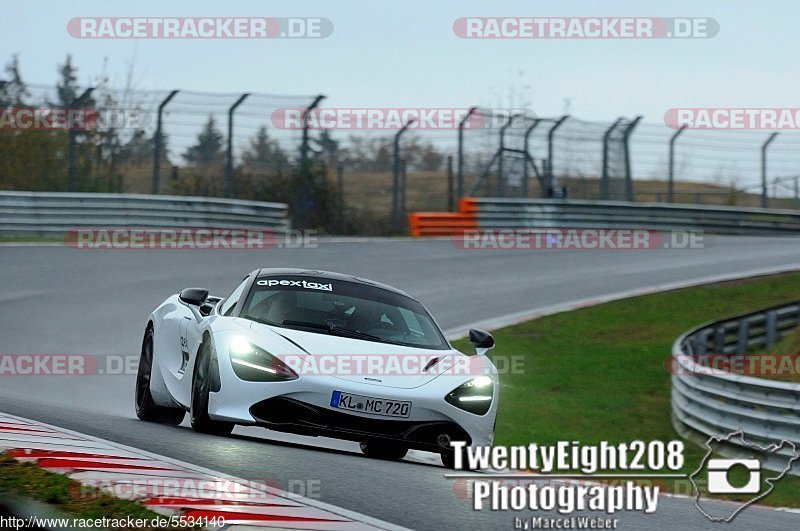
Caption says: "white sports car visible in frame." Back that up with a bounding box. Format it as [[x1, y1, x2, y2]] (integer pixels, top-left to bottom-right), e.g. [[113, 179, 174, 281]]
[[135, 268, 498, 467]]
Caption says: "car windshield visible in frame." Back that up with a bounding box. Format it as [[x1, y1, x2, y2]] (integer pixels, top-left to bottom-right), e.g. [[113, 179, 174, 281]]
[[240, 275, 449, 350]]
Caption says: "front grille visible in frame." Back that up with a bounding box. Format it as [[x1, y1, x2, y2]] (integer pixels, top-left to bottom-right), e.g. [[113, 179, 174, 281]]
[[250, 397, 470, 450]]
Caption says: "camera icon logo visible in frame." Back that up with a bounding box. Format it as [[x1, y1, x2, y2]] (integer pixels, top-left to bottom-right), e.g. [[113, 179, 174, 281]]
[[690, 431, 799, 522], [706, 458, 760, 494]]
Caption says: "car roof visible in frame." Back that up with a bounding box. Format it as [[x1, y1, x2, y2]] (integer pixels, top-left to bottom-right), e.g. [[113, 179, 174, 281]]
[[253, 268, 413, 299]]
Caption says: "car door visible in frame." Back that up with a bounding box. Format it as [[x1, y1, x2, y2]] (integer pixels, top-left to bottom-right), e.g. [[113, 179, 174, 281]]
[[164, 278, 250, 406], [155, 297, 202, 408]]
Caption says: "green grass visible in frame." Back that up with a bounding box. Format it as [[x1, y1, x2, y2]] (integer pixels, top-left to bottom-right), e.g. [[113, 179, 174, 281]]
[[753, 327, 800, 382], [453, 272, 800, 507], [0, 454, 191, 529]]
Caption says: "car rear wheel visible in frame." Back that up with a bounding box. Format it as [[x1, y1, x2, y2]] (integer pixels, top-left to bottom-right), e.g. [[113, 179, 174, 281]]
[[190, 340, 235, 436], [359, 440, 408, 460], [135, 326, 186, 425]]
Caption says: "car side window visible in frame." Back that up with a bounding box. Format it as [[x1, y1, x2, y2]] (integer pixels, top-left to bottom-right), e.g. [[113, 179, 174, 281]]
[[220, 278, 249, 316]]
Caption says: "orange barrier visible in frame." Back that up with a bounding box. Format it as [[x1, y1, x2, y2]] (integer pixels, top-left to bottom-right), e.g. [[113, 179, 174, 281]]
[[407, 211, 477, 237], [457, 197, 478, 214]]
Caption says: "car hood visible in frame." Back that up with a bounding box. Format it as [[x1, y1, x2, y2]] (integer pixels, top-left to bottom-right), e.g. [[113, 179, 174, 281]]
[[248, 321, 472, 389]]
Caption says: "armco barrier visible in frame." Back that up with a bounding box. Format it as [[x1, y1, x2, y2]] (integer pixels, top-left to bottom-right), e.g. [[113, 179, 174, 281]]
[[408, 197, 800, 236], [0, 191, 290, 236], [671, 301, 800, 475]]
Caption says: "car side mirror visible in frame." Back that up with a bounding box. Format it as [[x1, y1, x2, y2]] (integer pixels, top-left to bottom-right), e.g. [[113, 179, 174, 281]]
[[469, 329, 495, 356], [179, 288, 209, 306]]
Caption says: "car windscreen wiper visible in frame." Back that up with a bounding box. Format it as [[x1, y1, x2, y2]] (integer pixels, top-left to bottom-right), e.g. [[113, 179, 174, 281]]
[[280, 320, 382, 341], [328, 325, 382, 342], [281, 320, 331, 331]]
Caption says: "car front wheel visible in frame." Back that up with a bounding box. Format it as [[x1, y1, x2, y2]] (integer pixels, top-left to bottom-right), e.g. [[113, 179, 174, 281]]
[[135, 326, 186, 425], [190, 340, 234, 436]]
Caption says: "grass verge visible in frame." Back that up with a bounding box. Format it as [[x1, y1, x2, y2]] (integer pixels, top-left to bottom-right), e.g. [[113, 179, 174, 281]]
[[452, 272, 800, 507], [0, 454, 189, 529], [752, 327, 800, 382]]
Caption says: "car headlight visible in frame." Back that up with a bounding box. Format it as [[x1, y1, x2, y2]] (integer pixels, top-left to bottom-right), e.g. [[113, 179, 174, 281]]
[[228, 337, 298, 382], [444, 376, 494, 415]]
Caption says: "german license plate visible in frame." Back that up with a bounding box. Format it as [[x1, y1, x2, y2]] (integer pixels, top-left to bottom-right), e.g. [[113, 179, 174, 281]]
[[330, 390, 411, 418]]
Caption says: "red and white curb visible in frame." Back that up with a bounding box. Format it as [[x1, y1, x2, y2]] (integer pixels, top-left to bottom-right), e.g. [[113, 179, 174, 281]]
[[0, 412, 407, 530]]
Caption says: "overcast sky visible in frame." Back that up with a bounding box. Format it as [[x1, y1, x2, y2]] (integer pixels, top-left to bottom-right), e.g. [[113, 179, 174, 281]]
[[6, 0, 800, 190], [4, 1, 797, 122]]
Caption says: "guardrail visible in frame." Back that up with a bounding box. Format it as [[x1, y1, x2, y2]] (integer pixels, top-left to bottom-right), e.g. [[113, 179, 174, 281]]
[[671, 301, 800, 475], [0, 191, 290, 236], [408, 197, 800, 236]]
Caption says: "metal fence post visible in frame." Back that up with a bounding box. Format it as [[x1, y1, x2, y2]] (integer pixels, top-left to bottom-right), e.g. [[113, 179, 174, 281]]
[[457, 107, 477, 201], [668, 125, 688, 203], [600, 118, 623, 200], [546, 115, 569, 197], [225, 93, 249, 198], [761, 132, 779, 208], [67, 88, 94, 192], [300, 95, 325, 167], [152, 90, 178, 195], [523, 119, 541, 198], [392, 119, 415, 228], [622, 116, 642, 202], [296, 95, 325, 228], [400, 159, 408, 217], [337, 162, 345, 231], [497, 114, 518, 197], [447, 155, 455, 211]]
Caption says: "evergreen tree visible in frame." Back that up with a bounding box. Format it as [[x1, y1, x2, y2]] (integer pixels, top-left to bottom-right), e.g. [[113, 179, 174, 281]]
[[316, 129, 340, 167], [56, 55, 79, 107], [0, 55, 29, 107], [182, 116, 224, 168], [241, 126, 289, 175]]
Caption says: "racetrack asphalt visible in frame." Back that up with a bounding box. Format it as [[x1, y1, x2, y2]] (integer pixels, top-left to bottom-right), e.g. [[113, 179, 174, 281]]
[[1, 236, 800, 529]]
